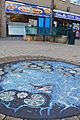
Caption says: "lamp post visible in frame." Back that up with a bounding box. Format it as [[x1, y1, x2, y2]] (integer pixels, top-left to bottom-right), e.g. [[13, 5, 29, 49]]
[[51, 0, 54, 28], [51, 0, 56, 41]]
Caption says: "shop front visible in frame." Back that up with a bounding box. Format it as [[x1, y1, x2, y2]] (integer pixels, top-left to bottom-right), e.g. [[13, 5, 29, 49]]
[[53, 9, 80, 39], [6, 0, 51, 36]]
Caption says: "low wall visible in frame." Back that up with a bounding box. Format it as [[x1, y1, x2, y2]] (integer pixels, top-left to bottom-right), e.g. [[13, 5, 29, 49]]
[[55, 36, 67, 44], [23, 35, 67, 44]]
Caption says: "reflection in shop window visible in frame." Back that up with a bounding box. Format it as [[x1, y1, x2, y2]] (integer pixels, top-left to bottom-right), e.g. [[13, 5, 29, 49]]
[[70, 0, 80, 5]]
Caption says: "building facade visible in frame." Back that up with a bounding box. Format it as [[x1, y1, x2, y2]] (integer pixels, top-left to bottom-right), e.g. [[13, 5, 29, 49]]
[[53, 0, 80, 38], [0, 0, 80, 37], [0, 0, 52, 37]]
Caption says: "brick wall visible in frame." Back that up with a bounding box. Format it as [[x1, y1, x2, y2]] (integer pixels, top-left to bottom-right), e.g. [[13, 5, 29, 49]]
[[18, 0, 52, 7], [54, 0, 80, 14], [0, 0, 6, 37]]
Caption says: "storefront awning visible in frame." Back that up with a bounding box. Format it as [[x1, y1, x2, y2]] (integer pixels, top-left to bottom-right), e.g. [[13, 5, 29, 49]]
[[6, 0, 51, 17], [54, 9, 80, 21]]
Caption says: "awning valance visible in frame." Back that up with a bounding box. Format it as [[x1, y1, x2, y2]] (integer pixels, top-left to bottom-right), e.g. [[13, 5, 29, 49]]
[[6, 0, 51, 17], [54, 9, 80, 21]]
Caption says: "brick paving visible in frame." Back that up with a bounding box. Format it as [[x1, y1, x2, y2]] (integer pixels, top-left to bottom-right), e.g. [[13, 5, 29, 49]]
[[0, 37, 80, 120]]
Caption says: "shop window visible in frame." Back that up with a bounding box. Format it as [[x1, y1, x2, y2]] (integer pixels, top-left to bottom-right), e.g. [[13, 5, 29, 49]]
[[67, 7, 70, 12]]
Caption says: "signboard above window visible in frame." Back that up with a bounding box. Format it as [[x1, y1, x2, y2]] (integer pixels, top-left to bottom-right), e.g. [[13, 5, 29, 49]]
[[5, 0, 51, 17], [54, 9, 80, 21]]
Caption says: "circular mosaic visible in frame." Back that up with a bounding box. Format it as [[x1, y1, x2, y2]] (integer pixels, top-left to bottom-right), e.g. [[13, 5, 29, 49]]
[[0, 60, 80, 119], [24, 94, 46, 108]]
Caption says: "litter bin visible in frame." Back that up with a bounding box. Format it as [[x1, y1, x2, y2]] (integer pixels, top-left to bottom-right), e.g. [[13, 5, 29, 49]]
[[67, 31, 76, 45]]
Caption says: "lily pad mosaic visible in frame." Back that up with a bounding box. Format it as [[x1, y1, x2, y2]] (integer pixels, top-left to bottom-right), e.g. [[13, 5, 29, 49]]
[[0, 60, 80, 119]]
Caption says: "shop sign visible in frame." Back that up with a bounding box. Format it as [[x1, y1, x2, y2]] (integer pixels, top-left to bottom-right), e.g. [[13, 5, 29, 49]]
[[54, 10, 80, 21], [6, 1, 51, 17]]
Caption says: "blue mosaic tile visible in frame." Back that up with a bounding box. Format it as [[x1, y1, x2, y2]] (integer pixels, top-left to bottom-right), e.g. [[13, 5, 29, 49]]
[[0, 60, 80, 119]]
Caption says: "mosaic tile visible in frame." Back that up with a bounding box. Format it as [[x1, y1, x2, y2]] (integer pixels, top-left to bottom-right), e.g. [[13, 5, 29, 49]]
[[0, 60, 80, 119]]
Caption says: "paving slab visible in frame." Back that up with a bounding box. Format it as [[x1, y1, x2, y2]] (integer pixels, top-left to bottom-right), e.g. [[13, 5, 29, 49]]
[[4, 116, 23, 120], [0, 114, 6, 120], [78, 115, 80, 120]]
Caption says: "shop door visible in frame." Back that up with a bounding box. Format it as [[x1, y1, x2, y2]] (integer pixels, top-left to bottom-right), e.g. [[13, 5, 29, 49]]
[[45, 17, 50, 35], [37, 17, 44, 35], [38, 17, 51, 35]]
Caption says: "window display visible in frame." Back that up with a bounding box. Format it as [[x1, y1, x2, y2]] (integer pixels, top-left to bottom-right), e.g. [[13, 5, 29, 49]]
[[70, 0, 80, 5]]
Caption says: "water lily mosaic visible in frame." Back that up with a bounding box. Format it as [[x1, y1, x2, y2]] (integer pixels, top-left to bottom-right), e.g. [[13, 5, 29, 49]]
[[0, 60, 80, 119]]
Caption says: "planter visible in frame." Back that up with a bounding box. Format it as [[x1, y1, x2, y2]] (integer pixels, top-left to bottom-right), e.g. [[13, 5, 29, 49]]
[[46, 36, 55, 42], [55, 36, 67, 44], [33, 36, 43, 41], [23, 35, 33, 41]]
